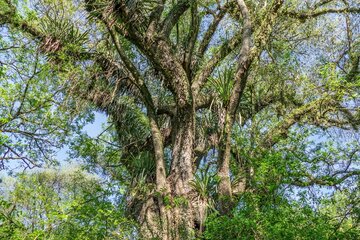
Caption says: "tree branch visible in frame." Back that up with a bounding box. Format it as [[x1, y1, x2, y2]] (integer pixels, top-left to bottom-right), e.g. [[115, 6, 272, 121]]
[[161, 0, 192, 37], [291, 170, 360, 187], [285, 7, 360, 20], [194, 9, 226, 67], [183, 1, 200, 79], [191, 32, 242, 96], [261, 97, 360, 148]]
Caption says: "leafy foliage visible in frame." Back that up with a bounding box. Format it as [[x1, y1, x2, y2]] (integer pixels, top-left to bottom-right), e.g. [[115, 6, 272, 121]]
[[0, 0, 360, 239], [204, 197, 359, 240], [0, 169, 137, 239], [0, 24, 90, 170]]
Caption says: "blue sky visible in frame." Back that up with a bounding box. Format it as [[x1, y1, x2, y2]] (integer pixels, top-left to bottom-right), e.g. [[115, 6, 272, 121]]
[[0, 111, 108, 178], [56, 111, 108, 162]]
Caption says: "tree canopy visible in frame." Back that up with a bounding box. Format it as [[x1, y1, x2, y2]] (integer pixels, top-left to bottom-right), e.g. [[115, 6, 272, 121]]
[[0, 0, 360, 239]]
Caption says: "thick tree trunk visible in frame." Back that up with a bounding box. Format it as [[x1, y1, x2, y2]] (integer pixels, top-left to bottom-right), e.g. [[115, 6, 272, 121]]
[[217, 114, 235, 214], [138, 102, 199, 239], [169, 105, 195, 195], [138, 195, 200, 240], [167, 103, 197, 239]]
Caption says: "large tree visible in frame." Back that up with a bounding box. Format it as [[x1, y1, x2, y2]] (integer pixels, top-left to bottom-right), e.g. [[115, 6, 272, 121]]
[[1, 0, 360, 239]]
